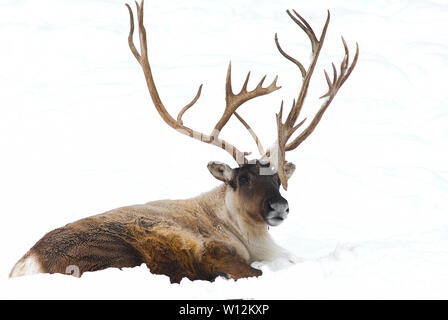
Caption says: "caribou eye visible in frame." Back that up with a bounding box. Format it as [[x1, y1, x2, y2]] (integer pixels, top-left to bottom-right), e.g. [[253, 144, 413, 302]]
[[238, 175, 249, 185]]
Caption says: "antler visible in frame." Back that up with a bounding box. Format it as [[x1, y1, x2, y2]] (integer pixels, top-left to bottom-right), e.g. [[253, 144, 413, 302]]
[[126, 0, 280, 166], [213, 63, 280, 142], [267, 10, 359, 190]]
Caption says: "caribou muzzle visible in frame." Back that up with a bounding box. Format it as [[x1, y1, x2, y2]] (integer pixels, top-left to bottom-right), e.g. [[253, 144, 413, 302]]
[[265, 198, 289, 226]]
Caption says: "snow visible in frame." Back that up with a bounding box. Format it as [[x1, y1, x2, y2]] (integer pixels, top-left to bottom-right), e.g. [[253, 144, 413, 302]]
[[1, 0, 448, 299]]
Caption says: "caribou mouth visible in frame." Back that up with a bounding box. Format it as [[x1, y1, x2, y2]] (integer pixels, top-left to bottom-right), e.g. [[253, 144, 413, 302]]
[[265, 212, 286, 226]]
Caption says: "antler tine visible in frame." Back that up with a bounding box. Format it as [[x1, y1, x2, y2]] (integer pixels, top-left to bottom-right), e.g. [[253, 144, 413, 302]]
[[341, 37, 349, 71], [126, 4, 140, 61], [234, 111, 265, 156], [241, 71, 251, 93], [176, 84, 203, 125], [126, 0, 257, 166], [286, 116, 307, 141], [225, 61, 234, 97], [275, 33, 306, 79], [287, 9, 319, 53], [340, 42, 359, 87], [135, 0, 149, 63], [331, 63, 337, 85]]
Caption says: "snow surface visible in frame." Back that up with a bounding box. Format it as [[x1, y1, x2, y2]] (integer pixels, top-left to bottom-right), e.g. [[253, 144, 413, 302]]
[[1, 0, 448, 299]]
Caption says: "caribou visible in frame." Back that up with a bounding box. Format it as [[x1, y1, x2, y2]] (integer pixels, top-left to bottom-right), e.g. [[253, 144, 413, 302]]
[[10, 0, 358, 283]]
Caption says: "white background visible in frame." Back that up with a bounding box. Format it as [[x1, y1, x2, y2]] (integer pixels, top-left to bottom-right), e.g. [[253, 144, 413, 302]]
[[1, 0, 448, 299]]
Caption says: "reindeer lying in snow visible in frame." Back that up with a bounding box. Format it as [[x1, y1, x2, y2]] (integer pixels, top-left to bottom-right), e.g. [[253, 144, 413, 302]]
[[10, 0, 358, 283]]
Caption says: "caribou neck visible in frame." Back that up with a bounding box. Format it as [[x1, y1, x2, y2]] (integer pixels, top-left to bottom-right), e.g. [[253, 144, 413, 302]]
[[194, 184, 274, 260]]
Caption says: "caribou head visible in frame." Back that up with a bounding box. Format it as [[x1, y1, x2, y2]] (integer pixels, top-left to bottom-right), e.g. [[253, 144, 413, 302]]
[[208, 160, 295, 227]]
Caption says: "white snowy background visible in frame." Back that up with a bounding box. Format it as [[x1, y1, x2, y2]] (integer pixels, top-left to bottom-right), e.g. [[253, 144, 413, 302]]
[[1, 0, 447, 299]]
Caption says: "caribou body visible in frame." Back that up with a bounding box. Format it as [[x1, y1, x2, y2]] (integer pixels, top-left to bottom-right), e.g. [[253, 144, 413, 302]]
[[10, 1, 358, 283], [10, 161, 295, 282]]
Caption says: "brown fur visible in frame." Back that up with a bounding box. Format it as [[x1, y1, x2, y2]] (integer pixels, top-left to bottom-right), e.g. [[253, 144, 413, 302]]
[[11, 162, 288, 283]]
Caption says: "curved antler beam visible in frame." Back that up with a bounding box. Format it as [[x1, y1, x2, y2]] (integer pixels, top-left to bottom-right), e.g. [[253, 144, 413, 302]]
[[126, 1, 281, 166]]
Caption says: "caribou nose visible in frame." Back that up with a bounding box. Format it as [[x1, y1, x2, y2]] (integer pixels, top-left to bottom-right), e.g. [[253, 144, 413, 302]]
[[266, 199, 289, 226], [269, 200, 289, 214]]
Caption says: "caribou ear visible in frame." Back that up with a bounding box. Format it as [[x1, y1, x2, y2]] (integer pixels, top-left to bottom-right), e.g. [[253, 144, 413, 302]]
[[207, 161, 234, 183], [284, 162, 296, 180]]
